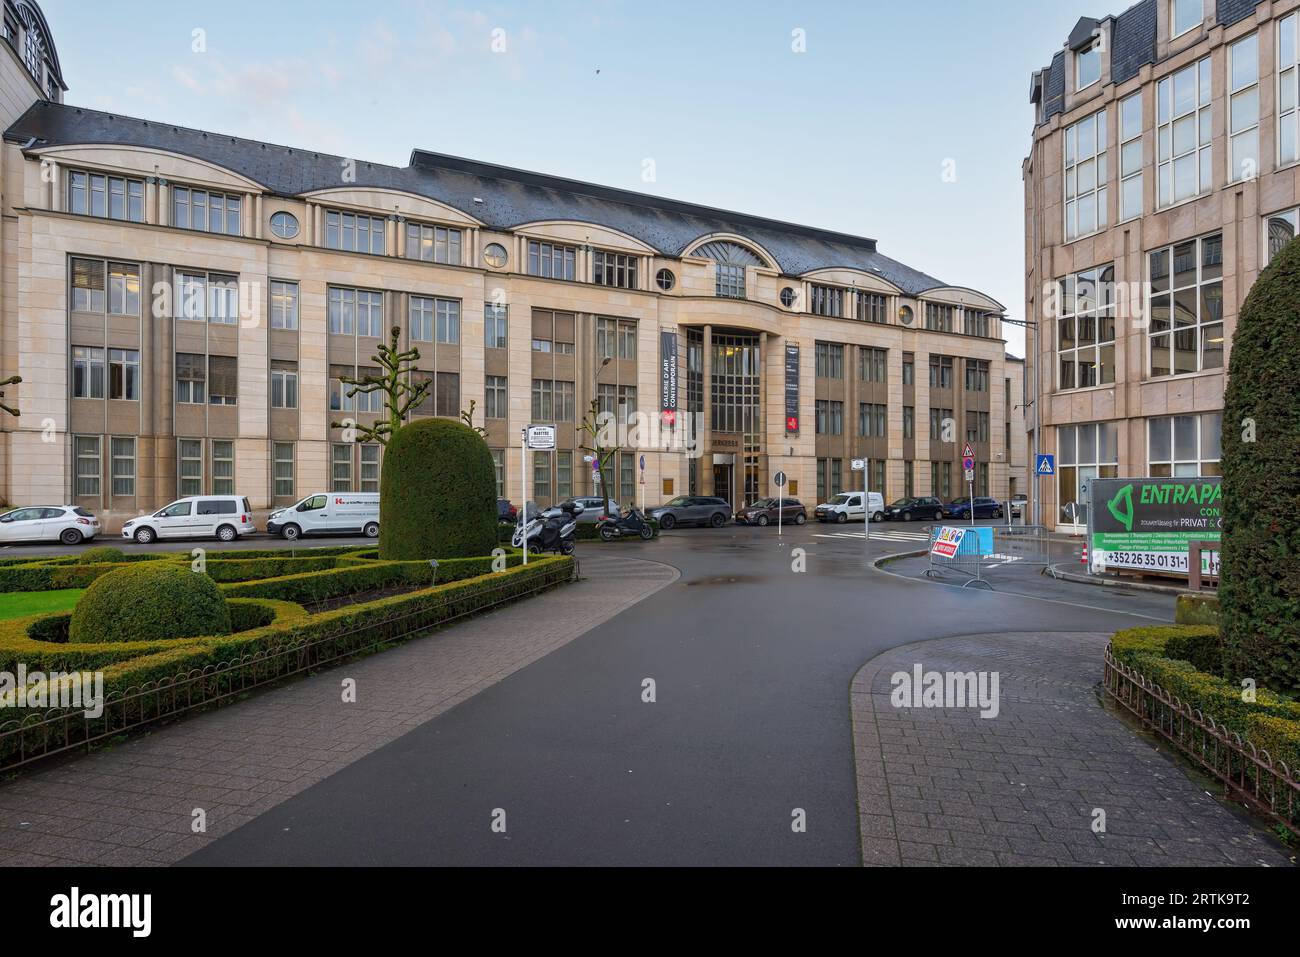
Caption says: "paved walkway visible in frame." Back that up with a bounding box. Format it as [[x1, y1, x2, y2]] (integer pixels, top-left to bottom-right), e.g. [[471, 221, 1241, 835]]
[[0, 554, 678, 866], [851, 632, 1292, 867]]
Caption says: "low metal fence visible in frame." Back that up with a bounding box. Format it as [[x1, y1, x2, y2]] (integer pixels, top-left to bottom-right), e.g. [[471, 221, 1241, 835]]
[[925, 524, 1050, 589], [0, 561, 575, 773], [1104, 648, 1300, 840]]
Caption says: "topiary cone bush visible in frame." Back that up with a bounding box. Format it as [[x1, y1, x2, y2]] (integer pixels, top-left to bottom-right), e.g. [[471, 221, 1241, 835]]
[[1220, 235, 1300, 694], [68, 563, 232, 644], [379, 418, 498, 561]]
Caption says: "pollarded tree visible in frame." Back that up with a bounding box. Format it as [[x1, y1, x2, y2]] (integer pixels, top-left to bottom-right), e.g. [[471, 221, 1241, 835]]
[[1219, 235, 1300, 693], [0, 374, 20, 417], [330, 326, 431, 445]]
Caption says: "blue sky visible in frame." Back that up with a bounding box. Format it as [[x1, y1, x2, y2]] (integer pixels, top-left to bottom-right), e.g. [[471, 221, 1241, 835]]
[[41, 0, 1096, 356]]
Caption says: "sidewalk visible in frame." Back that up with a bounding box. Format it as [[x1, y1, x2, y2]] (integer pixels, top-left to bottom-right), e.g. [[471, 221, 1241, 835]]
[[851, 632, 1291, 867], [0, 554, 679, 866]]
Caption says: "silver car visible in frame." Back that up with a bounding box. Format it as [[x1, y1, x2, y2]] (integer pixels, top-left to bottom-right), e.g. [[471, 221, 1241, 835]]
[[646, 496, 732, 530], [561, 497, 621, 524], [0, 505, 100, 545]]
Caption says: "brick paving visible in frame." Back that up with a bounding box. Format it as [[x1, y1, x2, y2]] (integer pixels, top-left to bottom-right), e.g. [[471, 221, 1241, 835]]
[[0, 554, 678, 866], [852, 632, 1293, 867]]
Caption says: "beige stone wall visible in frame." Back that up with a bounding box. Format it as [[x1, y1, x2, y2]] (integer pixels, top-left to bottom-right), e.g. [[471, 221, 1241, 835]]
[[1025, 0, 1300, 528]]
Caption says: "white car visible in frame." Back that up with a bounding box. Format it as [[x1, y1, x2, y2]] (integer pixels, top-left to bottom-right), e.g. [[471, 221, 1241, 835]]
[[122, 495, 254, 544], [813, 491, 885, 523], [266, 492, 380, 540], [0, 505, 99, 545]]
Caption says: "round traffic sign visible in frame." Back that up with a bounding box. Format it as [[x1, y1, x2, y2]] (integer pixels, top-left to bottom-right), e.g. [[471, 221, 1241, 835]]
[[773, 470, 787, 488]]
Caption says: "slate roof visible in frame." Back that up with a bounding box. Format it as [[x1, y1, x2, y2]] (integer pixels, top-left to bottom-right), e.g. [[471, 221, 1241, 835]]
[[4, 100, 965, 300]]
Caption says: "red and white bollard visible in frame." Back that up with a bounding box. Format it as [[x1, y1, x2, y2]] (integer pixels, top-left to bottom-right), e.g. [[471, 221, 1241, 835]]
[[1080, 545, 1089, 566]]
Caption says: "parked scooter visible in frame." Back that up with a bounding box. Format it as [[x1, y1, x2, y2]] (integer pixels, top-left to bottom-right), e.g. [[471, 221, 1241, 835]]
[[511, 501, 582, 555], [596, 507, 655, 542]]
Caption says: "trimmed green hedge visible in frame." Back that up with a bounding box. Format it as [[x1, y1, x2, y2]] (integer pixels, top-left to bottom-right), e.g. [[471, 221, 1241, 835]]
[[380, 418, 497, 560], [69, 564, 232, 644], [1175, 593, 1221, 627], [1220, 234, 1300, 694], [222, 553, 523, 604], [1111, 624, 1300, 772]]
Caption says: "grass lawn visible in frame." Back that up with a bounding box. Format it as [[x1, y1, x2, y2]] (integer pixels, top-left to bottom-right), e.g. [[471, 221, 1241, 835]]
[[0, 589, 84, 620]]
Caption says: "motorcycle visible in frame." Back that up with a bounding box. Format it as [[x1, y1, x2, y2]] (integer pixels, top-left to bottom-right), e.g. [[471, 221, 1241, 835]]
[[596, 507, 655, 542], [511, 501, 582, 555]]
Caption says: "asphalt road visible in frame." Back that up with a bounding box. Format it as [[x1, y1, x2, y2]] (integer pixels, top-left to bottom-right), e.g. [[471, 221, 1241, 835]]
[[172, 521, 1172, 866]]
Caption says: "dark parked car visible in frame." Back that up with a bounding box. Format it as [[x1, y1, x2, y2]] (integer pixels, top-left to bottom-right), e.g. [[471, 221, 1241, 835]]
[[497, 499, 518, 522], [883, 496, 946, 522], [944, 496, 1004, 520], [735, 497, 806, 527], [646, 496, 732, 529]]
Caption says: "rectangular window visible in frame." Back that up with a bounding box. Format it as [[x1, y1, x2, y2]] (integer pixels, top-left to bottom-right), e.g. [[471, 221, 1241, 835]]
[[270, 281, 299, 330], [1057, 421, 1119, 525], [405, 222, 462, 265], [1147, 234, 1222, 376], [557, 451, 573, 500], [855, 292, 888, 324], [964, 359, 990, 392], [108, 348, 139, 400], [176, 271, 206, 320], [207, 274, 238, 325], [593, 250, 638, 288], [71, 258, 106, 312], [74, 436, 101, 497], [485, 303, 508, 349], [1172, 0, 1201, 39], [815, 342, 844, 379], [360, 444, 381, 492], [329, 287, 384, 337], [436, 299, 460, 344], [809, 284, 846, 318], [270, 361, 298, 409], [409, 296, 434, 342], [902, 354, 914, 386], [107, 263, 141, 316], [491, 449, 505, 498], [435, 372, 459, 417], [332, 443, 354, 492], [618, 320, 636, 360], [1064, 108, 1108, 240], [814, 400, 843, 436], [965, 411, 990, 444], [175, 353, 205, 404], [110, 437, 135, 497], [903, 406, 915, 439], [1156, 58, 1212, 208], [928, 355, 954, 389], [208, 355, 238, 406], [931, 461, 952, 499], [1228, 33, 1259, 184], [620, 452, 635, 503], [179, 438, 204, 497], [1056, 265, 1117, 389], [533, 450, 552, 503], [715, 263, 745, 299], [273, 442, 295, 498], [532, 379, 553, 421], [1148, 412, 1222, 476], [71, 346, 106, 399], [1120, 93, 1144, 221], [325, 209, 385, 255], [859, 402, 887, 438], [526, 240, 576, 280], [924, 303, 955, 332], [486, 375, 508, 419], [962, 309, 990, 337], [929, 408, 954, 442], [1280, 14, 1300, 166], [1076, 39, 1101, 90], [859, 347, 887, 383], [68, 170, 144, 222], [904, 460, 914, 499], [211, 440, 235, 495], [173, 186, 241, 235]]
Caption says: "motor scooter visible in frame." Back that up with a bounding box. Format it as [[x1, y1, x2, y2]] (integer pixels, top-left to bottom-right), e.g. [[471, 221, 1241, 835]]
[[596, 507, 655, 542], [511, 501, 582, 555]]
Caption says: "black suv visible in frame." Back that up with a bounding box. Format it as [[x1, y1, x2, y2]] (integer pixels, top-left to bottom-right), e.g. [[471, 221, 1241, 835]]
[[883, 496, 946, 522]]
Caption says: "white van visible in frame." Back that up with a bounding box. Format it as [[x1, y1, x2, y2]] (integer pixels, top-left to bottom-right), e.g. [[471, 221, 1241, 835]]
[[122, 496, 254, 544], [813, 491, 885, 524], [267, 492, 380, 540]]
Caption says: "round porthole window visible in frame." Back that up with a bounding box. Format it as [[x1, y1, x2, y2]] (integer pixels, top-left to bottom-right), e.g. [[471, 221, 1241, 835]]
[[483, 243, 508, 268], [656, 268, 676, 291], [898, 305, 914, 325], [269, 211, 299, 239], [779, 287, 797, 308]]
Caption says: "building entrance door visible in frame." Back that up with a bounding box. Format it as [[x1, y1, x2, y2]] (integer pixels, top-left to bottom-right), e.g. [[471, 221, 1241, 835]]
[[712, 463, 733, 508]]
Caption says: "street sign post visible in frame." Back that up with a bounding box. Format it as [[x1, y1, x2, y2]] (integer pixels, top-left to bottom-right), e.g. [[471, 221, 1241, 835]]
[[962, 443, 976, 531], [774, 469, 787, 536], [521, 424, 558, 566], [852, 458, 869, 554]]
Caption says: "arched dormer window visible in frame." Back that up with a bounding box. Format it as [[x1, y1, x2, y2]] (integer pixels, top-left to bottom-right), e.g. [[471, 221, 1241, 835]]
[[689, 240, 768, 299], [5, 1, 65, 99]]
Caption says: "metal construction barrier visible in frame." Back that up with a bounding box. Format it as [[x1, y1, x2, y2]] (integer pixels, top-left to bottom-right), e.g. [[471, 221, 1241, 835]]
[[925, 525, 1051, 589]]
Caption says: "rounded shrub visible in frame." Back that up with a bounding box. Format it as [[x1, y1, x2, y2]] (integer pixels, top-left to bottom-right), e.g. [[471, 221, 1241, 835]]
[[1220, 234, 1300, 694], [68, 563, 232, 644], [379, 418, 497, 560], [78, 546, 127, 564]]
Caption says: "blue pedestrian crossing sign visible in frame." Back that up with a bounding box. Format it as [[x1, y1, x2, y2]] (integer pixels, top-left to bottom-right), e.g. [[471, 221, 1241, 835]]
[[1036, 454, 1056, 476]]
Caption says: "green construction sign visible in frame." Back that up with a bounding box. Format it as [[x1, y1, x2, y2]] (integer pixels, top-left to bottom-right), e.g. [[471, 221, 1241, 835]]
[[1089, 477, 1222, 577]]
